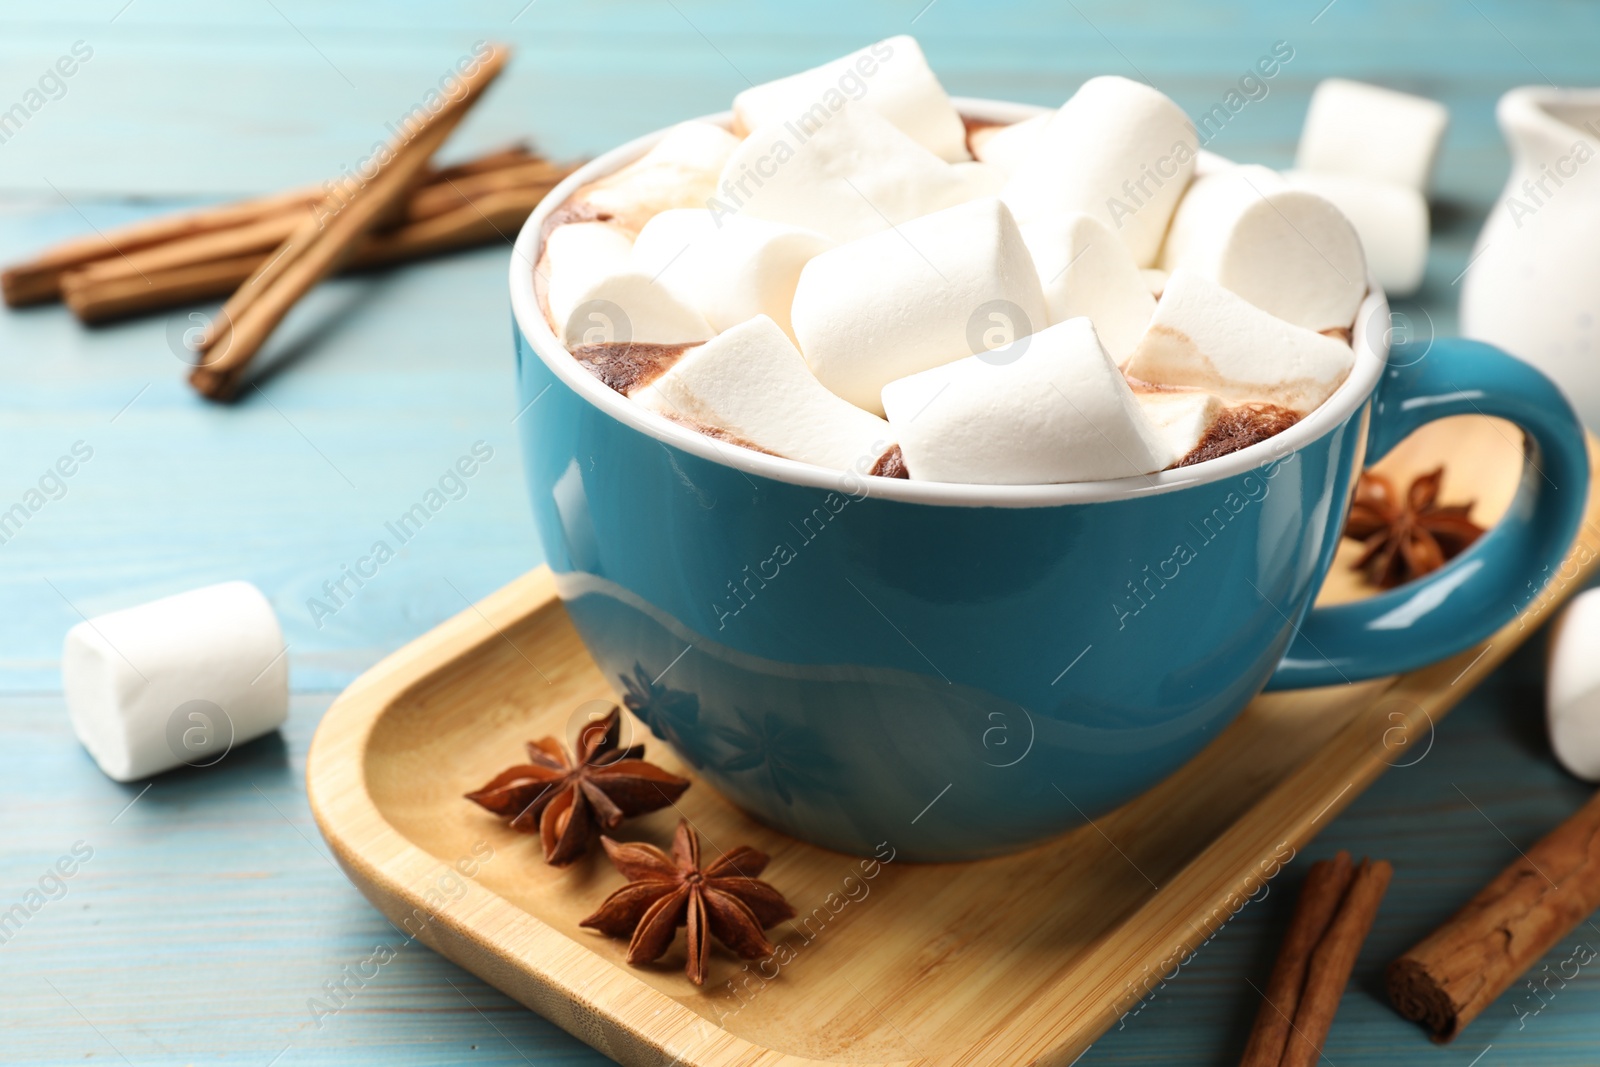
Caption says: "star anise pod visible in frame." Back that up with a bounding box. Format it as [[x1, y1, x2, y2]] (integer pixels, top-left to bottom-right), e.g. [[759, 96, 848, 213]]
[[580, 819, 796, 985], [464, 707, 690, 866], [1344, 467, 1485, 589]]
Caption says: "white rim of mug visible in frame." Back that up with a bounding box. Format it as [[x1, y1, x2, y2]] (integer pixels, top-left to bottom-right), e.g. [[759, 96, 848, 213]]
[[509, 97, 1389, 509]]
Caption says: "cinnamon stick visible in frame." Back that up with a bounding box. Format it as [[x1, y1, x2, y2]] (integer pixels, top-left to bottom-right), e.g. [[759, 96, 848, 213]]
[[1387, 790, 1600, 1041], [0, 185, 322, 307], [1238, 851, 1354, 1067], [402, 158, 569, 224], [59, 181, 562, 323], [190, 43, 511, 399], [425, 142, 539, 182], [67, 211, 310, 290], [1281, 858, 1393, 1067], [1, 144, 550, 309], [63, 254, 268, 324]]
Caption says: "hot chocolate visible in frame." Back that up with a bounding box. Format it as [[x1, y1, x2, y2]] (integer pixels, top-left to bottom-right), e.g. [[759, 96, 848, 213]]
[[535, 35, 1365, 486]]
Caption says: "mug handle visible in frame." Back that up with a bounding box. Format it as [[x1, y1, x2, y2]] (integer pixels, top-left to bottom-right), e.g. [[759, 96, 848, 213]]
[[1267, 337, 1591, 690]]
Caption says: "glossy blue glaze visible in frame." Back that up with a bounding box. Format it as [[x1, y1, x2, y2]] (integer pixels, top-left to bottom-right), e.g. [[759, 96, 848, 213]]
[[514, 318, 1583, 859], [1272, 337, 1590, 688]]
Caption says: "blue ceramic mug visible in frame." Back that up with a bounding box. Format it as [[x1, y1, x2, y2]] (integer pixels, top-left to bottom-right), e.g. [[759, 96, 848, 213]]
[[510, 101, 1590, 860]]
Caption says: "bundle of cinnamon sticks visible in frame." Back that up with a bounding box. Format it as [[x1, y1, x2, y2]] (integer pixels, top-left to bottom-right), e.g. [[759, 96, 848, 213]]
[[1240, 851, 1393, 1067], [3, 146, 569, 324], [2, 42, 577, 400]]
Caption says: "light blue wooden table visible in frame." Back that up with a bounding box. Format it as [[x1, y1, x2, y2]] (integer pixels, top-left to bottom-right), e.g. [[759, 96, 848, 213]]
[[4, 2, 1599, 1063]]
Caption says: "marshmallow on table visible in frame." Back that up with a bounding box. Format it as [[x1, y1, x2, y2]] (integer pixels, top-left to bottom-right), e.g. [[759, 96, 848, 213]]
[[1134, 390, 1223, 462], [62, 581, 288, 782], [633, 315, 893, 472], [714, 101, 973, 244], [791, 197, 1048, 414], [632, 209, 832, 338], [1296, 78, 1449, 193], [734, 36, 969, 162], [543, 221, 714, 347], [1125, 269, 1356, 415], [1003, 76, 1198, 267], [970, 114, 1050, 176], [1158, 165, 1368, 333], [576, 121, 743, 233], [882, 317, 1172, 484], [1021, 211, 1156, 364], [1284, 170, 1430, 297], [1549, 589, 1600, 781]]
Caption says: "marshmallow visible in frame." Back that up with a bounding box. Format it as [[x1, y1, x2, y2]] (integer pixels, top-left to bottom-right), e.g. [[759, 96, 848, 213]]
[[544, 221, 714, 347], [1284, 170, 1429, 297], [1296, 79, 1449, 193], [632, 209, 832, 338], [577, 121, 743, 233], [970, 114, 1050, 176], [1003, 76, 1198, 266], [1021, 212, 1156, 364], [713, 101, 973, 244], [633, 315, 892, 471], [790, 197, 1048, 414], [1134, 390, 1223, 462], [952, 160, 1009, 199], [62, 581, 288, 782], [1549, 589, 1600, 781], [1125, 269, 1356, 415], [1159, 166, 1367, 332], [733, 36, 969, 162], [882, 317, 1172, 484]]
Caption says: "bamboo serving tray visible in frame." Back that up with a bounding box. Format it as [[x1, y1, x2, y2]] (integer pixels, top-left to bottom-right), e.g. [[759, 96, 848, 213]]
[[307, 418, 1600, 1067]]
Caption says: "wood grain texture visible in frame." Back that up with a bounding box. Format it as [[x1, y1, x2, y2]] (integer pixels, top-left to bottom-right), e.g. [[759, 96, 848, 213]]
[[6, 1, 1600, 1064], [302, 424, 1600, 1067]]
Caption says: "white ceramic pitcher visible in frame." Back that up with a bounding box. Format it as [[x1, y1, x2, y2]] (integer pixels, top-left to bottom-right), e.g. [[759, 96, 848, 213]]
[[1462, 87, 1600, 428]]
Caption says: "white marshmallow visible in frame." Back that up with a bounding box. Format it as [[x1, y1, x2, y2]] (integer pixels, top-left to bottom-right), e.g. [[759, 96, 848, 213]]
[[1125, 269, 1356, 415], [544, 221, 714, 347], [951, 160, 1009, 199], [1284, 170, 1429, 297], [1549, 589, 1600, 781], [1159, 166, 1367, 332], [544, 221, 633, 329], [882, 317, 1172, 484], [970, 114, 1050, 176], [1021, 212, 1156, 364], [629, 207, 718, 293], [733, 36, 969, 162], [790, 197, 1048, 414], [632, 209, 832, 338], [1296, 79, 1449, 193], [633, 315, 892, 471], [1134, 390, 1222, 462], [578, 121, 743, 233], [1003, 76, 1198, 266], [714, 101, 973, 244], [61, 581, 288, 782]]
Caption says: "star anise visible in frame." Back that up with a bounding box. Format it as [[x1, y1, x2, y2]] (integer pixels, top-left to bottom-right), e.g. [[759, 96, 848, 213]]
[[580, 819, 796, 985], [464, 707, 690, 866], [1344, 467, 1486, 589]]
